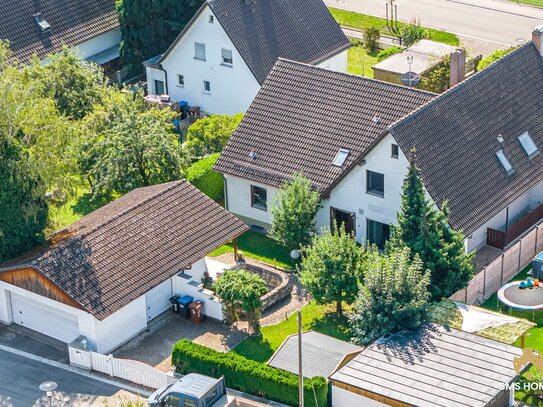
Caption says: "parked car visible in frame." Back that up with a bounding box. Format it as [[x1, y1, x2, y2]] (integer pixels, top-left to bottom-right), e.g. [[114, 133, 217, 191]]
[[147, 374, 235, 407]]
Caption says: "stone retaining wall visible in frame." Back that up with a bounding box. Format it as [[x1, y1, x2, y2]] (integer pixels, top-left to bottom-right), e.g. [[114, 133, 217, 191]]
[[236, 262, 291, 311]]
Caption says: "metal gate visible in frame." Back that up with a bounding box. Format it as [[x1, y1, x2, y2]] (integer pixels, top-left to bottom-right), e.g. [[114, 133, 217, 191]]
[[91, 352, 174, 389]]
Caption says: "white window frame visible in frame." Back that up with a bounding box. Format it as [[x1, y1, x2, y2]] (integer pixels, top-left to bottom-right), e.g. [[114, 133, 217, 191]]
[[221, 49, 233, 66], [203, 80, 211, 93], [208, 15, 214, 23], [177, 74, 184, 87], [194, 42, 206, 61]]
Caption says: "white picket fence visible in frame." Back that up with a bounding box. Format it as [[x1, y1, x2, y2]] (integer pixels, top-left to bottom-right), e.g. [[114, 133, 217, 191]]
[[90, 352, 174, 389]]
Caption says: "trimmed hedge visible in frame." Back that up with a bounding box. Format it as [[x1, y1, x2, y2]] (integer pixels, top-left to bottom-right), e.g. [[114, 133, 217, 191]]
[[172, 340, 328, 407], [186, 153, 223, 202]]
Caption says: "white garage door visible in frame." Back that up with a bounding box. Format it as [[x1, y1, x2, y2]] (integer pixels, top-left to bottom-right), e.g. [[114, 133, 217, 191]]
[[145, 280, 172, 322], [10, 292, 80, 343]]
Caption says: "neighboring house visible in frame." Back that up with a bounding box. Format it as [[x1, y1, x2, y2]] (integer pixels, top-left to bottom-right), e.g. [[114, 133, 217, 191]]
[[0, 0, 120, 65], [329, 323, 526, 407], [144, 0, 351, 115], [215, 28, 543, 254], [0, 181, 248, 353]]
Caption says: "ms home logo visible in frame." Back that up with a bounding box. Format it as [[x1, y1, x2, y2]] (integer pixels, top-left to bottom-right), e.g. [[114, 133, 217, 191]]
[[500, 348, 543, 391]]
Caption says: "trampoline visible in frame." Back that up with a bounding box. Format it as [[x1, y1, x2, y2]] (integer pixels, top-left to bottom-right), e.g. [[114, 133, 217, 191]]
[[498, 281, 543, 311]]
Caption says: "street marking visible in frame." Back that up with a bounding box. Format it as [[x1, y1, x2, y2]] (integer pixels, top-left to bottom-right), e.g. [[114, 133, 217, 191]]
[[0, 343, 151, 396]]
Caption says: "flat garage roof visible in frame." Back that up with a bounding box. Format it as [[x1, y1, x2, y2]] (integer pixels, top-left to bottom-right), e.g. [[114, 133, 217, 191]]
[[268, 331, 361, 378], [330, 323, 525, 407]]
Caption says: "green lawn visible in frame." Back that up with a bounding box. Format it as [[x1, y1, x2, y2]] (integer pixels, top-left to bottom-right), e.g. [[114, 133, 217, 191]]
[[348, 46, 379, 77], [329, 7, 460, 46], [513, 0, 543, 6], [49, 187, 105, 230], [209, 230, 296, 269], [232, 302, 351, 363]]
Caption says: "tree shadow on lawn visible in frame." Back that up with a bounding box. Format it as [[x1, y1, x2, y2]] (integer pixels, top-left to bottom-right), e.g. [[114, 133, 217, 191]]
[[71, 192, 110, 217], [309, 311, 351, 342], [231, 335, 275, 363]]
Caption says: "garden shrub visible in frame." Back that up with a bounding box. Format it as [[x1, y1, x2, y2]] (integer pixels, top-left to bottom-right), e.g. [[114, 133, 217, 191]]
[[186, 153, 223, 202], [400, 23, 427, 47], [377, 46, 402, 61], [172, 339, 328, 407], [478, 47, 516, 71]]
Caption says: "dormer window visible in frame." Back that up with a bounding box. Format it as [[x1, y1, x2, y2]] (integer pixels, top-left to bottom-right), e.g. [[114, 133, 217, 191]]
[[332, 148, 349, 167], [496, 149, 514, 176], [518, 132, 539, 159]]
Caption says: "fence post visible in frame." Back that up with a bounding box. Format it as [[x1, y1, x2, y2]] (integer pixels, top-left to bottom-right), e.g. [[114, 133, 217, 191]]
[[482, 267, 486, 301], [107, 354, 114, 377], [518, 239, 523, 272], [500, 253, 505, 285], [535, 226, 539, 256]]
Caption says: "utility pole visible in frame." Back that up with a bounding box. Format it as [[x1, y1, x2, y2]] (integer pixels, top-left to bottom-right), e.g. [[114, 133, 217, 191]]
[[298, 310, 303, 407]]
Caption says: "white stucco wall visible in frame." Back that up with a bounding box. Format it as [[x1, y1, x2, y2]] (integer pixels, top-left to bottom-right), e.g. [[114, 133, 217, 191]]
[[156, 6, 260, 115], [0, 281, 148, 353], [324, 133, 408, 244], [466, 178, 543, 251], [331, 385, 388, 407], [224, 174, 278, 228], [317, 49, 349, 73], [74, 29, 121, 60], [146, 67, 167, 95], [172, 257, 224, 321]]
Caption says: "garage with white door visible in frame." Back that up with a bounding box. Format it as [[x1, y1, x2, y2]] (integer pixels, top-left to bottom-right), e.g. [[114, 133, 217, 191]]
[[144, 279, 173, 322], [9, 291, 80, 343]]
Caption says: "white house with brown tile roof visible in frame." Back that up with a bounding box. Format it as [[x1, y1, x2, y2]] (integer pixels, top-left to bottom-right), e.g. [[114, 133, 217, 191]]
[[0, 181, 248, 353], [0, 0, 120, 65], [215, 29, 543, 255], [144, 0, 350, 115]]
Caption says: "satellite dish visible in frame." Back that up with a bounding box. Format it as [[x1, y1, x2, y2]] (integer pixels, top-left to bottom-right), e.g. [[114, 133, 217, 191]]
[[401, 71, 421, 87]]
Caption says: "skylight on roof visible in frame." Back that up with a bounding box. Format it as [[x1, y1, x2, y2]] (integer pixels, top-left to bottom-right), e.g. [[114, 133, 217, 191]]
[[496, 149, 514, 176], [33, 13, 51, 33], [332, 148, 349, 167], [518, 132, 539, 159]]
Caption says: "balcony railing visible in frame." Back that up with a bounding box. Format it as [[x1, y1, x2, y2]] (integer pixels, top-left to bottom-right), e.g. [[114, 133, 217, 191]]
[[487, 203, 543, 249]]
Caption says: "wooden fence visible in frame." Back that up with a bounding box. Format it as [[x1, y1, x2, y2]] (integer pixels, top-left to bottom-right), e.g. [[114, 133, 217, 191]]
[[451, 223, 543, 305]]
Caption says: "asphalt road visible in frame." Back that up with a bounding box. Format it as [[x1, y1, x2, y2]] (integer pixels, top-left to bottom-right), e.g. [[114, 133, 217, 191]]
[[326, 0, 543, 54], [0, 349, 137, 407]]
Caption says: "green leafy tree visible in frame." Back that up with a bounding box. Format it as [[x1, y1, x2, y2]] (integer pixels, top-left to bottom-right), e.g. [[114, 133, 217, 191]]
[[184, 113, 243, 158], [214, 270, 267, 335], [23, 48, 108, 119], [269, 173, 321, 251], [116, 0, 203, 74], [389, 148, 474, 300], [300, 225, 364, 316], [350, 248, 430, 345], [362, 27, 380, 52], [0, 142, 48, 262], [80, 90, 185, 199]]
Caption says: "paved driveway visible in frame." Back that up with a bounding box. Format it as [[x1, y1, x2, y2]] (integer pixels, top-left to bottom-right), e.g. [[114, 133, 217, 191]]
[[114, 312, 247, 372], [0, 349, 141, 407]]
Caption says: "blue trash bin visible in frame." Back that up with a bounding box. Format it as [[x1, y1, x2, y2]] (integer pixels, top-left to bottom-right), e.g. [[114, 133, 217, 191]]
[[177, 295, 193, 319]]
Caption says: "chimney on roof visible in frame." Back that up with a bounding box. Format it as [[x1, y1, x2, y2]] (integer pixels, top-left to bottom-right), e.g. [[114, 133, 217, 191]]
[[449, 48, 465, 88], [532, 25, 543, 57]]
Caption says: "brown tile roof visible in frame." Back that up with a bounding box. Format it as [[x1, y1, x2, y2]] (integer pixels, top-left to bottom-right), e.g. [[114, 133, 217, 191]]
[[214, 59, 435, 194], [0, 0, 119, 63], [160, 0, 351, 85], [389, 43, 543, 236], [0, 181, 249, 320]]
